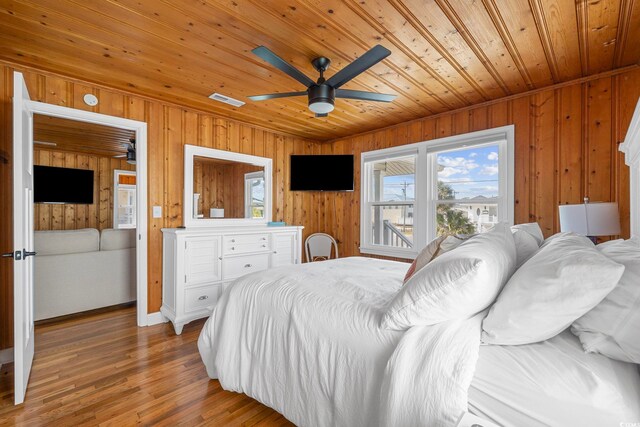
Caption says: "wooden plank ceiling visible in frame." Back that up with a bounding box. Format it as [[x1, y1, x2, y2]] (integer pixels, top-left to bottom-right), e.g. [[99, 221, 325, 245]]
[[1, 0, 639, 141], [34, 115, 133, 158]]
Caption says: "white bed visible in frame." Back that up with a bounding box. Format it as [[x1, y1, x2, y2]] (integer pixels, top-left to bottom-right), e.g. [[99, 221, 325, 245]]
[[198, 256, 640, 426], [471, 330, 640, 426]]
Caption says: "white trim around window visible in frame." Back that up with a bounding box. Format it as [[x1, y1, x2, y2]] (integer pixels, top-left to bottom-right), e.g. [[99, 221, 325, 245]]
[[360, 125, 515, 259]]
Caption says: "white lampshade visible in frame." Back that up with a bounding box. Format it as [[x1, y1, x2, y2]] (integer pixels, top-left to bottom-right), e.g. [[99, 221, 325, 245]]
[[559, 202, 621, 236], [309, 101, 334, 114]]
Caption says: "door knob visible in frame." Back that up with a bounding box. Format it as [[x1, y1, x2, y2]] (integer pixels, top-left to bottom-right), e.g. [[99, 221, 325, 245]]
[[23, 250, 37, 258], [2, 252, 14, 258]]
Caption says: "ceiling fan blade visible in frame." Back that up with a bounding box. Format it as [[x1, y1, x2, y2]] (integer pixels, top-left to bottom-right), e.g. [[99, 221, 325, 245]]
[[248, 91, 308, 102], [315, 113, 328, 118], [252, 46, 316, 88], [336, 89, 396, 102], [325, 45, 391, 89], [113, 154, 127, 158]]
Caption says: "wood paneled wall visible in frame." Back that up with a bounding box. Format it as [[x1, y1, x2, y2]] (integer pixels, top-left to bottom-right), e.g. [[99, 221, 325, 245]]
[[34, 148, 135, 231], [1, 61, 638, 350], [0, 62, 324, 350], [324, 68, 640, 260]]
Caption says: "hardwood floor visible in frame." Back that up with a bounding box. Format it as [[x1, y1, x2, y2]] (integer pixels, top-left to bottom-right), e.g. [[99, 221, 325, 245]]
[[0, 307, 293, 426]]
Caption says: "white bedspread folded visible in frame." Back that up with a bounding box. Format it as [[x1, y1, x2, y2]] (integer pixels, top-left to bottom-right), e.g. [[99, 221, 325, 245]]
[[198, 257, 482, 427]]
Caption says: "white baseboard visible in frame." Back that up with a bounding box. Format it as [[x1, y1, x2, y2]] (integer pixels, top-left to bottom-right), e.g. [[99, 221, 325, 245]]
[[0, 347, 13, 365], [147, 311, 168, 326]]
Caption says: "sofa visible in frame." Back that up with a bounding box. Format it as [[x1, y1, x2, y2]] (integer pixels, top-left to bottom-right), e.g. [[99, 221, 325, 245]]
[[34, 228, 136, 321]]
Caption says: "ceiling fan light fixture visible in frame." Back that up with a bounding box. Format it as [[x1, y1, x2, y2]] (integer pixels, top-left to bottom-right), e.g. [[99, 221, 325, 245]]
[[249, 45, 394, 117], [308, 84, 335, 115], [309, 100, 334, 114]]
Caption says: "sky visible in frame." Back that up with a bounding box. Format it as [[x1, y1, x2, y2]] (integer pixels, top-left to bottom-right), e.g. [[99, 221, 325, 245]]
[[381, 144, 499, 201]]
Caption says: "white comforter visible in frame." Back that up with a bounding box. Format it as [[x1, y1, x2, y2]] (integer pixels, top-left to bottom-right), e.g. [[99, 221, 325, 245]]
[[198, 257, 482, 427]]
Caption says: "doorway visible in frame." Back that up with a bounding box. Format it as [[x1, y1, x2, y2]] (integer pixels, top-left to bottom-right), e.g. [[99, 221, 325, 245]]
[[10, 71, 148, 404], [23, 95, 149, 327], [32, 114, 139, 323]]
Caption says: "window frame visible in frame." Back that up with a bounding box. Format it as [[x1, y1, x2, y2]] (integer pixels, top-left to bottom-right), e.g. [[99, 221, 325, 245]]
[[113, 169, 137, 229], [360, 125, 514, 258], [244, 170, 265, 219], [361, 149, 419, 258]]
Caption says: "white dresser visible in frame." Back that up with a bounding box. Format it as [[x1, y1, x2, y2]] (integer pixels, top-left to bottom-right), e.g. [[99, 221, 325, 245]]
[[161, 225, 304, 334]]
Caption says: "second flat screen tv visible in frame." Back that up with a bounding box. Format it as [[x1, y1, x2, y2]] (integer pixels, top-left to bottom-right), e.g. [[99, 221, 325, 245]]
[[290, 155, 354, 191], [34, 165, 94, 204]]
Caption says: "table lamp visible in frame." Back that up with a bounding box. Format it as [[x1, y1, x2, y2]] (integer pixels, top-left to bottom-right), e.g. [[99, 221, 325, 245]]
[[558, 197, 621, 243]]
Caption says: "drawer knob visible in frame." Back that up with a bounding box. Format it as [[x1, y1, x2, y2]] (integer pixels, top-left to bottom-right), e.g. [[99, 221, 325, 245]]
[[231, 239, 236, 243], [273, 251, 277, 254], [261, 237, 267, 241], [262, 244, 267, 248], [244, 263, 252, 268], [230, 246, 235, 250], [198, 295, 209, 301]]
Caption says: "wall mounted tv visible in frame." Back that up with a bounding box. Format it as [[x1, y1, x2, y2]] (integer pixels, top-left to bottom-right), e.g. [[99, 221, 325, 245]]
[[290, 155, 354, 191], [34, 165, 94, 204]]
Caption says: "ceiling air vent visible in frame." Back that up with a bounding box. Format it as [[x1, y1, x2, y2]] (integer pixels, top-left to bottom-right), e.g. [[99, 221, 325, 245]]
[[208, 92, 245, 107]]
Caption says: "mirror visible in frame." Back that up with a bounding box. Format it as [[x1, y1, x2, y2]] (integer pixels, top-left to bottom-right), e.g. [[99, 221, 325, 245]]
[[184, 145, 272, 227]]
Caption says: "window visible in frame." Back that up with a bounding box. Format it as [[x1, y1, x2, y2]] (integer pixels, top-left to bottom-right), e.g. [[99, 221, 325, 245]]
[[113, 170, 136, 229], [113, 169, 136, 228], [361, 126, 514, 258], [365, 154, 416, 251], [244, 171, 265, 219]]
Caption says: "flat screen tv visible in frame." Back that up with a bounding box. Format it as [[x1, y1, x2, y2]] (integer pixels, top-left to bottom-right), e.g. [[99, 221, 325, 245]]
[[290, 155, 354, 191], [34, 165, 94, 204]]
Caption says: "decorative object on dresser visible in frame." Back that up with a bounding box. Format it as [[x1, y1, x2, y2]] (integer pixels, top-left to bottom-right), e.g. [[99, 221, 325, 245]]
[[161, 226, 303, 334], [558, 197, 621, 243]]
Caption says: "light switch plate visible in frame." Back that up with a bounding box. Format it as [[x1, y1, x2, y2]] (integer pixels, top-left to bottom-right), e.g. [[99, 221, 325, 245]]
[[153, 206, 162, 218]]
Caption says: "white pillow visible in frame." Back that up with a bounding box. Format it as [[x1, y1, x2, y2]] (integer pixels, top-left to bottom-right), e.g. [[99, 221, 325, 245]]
[[382, 223, 516, 330], [482, 233, 625, 345], [571, 237, 640, 363], [511, 222, 544, 245], [511, 228, 539, 268]]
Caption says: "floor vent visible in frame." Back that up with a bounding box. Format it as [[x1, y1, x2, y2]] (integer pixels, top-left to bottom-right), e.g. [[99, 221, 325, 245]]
[[208, 93, 245, 107]]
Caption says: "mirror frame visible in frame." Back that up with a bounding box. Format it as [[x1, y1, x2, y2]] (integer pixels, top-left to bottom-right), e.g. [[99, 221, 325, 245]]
[[183, 144, 272, 227]]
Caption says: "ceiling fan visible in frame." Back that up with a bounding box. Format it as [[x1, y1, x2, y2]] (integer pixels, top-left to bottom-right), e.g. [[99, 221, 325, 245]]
[[113, 139, 136, 165], [248, 45, 397, 117]]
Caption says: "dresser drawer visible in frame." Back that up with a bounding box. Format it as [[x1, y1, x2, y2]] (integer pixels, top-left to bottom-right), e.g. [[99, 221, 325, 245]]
[[184, 285, 220, 314], [224, 234, 270, 255], [223, 253, 270, 280]]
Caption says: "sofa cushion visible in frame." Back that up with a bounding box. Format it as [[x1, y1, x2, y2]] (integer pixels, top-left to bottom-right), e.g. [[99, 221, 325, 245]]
[[35, 228, 99, 255], [100, 228, 136, 251]]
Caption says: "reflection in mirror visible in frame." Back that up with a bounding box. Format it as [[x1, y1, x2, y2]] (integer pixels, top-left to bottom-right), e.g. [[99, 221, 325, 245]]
[[193, 156, 265, 219]]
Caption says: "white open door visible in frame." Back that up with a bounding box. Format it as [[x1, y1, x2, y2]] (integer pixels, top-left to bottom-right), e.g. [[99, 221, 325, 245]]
[[12, 71, 35, 405]]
